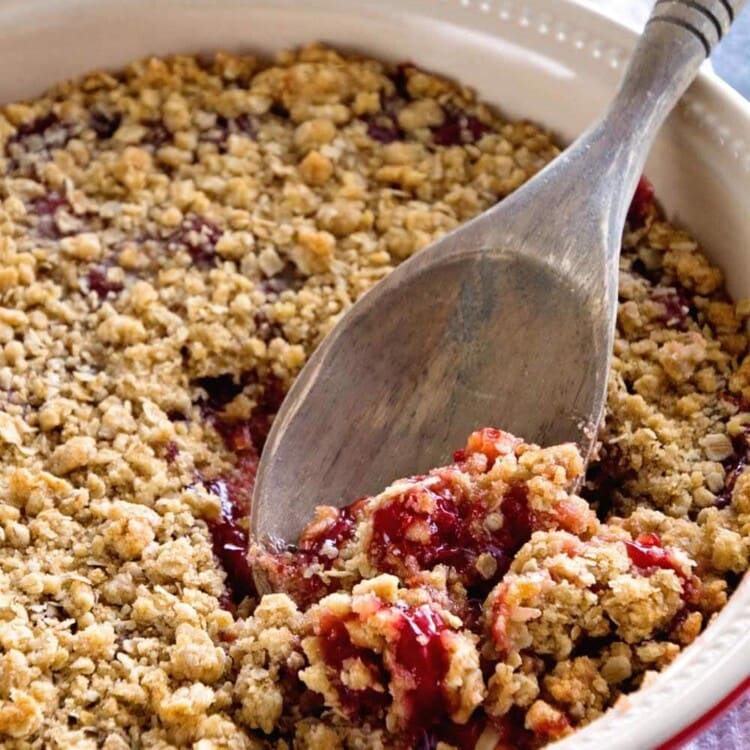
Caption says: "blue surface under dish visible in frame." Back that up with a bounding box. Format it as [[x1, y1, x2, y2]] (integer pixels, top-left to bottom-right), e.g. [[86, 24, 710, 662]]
[[713, 6, 750, 98]]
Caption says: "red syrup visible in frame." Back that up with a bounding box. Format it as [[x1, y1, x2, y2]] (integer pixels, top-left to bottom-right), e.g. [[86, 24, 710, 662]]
[[624, 532, 699, 602], [317, 602, 454, 740], [299, 499, 366, 557], [205, 439, 259, 608], [86, 266, 124, 300], [392, 604, 451, 735], [418, 709, 537, 750], [317, 611, 390, 716], [627, 175, 655, 226], [200, 377, 287, 607], [252, 498, 367, 608], [716, 429, 750, 509], [625, 532, 682, 576], [368, 476, 532, 591], [431, 108, 491, 146], [167, 214, 222, 267]]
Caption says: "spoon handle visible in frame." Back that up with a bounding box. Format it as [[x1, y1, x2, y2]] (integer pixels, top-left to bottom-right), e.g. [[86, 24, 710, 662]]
[[581, 0, 743, 235], [648, 0, 742, 55], [491, 0, 747, 273], [597, 0, 746, 222]]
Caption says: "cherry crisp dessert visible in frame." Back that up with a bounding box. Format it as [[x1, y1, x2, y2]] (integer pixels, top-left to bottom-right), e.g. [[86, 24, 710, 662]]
[[0, 44, 749, 750]]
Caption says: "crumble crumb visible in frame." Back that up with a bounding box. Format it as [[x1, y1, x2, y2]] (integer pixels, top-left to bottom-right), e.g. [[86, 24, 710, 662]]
[[0, 43, 748, 750]]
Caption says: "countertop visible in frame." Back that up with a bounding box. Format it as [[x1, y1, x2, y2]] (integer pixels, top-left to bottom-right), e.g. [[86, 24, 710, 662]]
[[576, 0, 750, 97], [713, 5, 750, 97]]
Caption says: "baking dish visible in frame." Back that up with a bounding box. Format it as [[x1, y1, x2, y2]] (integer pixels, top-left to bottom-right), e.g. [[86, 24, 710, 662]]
[[0, 0, 748, 747]]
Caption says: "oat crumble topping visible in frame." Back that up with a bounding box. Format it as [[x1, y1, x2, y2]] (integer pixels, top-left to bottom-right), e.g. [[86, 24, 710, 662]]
[[0, 44, 748, 749]]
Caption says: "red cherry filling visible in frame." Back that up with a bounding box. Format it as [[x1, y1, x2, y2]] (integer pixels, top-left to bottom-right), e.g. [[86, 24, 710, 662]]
[[86, 267, 124, 299], [300, 499, 366, 558], [317, 611, 390, 717], [196, 373, 290, 606], [167, 214, 222, 267], [201, 404, 284, 607], [318, 602, 454, 739], [205, 447, 259, 607], [27, 192, 72, 240], [716, 430, 750, 509], [432, 108, 491, 147], [627, 175, 655, 225], [243, 376, 287, 452], [369, 479, 470, 571], [624, 532, 699, 602], [390, 604, 451, 735], [625, 532, 680, 575], [196, 373, 286, 454], [251, 499, 367, 608], [364, 113, 403, 144], [368, 476, 532, 590], [455, 427, 522, 465], [258, 427, 535, 606], [651, 287, 697, 331]]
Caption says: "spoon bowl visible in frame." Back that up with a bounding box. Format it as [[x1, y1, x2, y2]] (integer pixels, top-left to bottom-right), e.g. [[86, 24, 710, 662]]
[[254, 235, 605, 541]]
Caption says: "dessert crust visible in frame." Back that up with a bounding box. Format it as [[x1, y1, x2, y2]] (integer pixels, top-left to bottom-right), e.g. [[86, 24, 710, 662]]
[[0, 44, 748, 749]]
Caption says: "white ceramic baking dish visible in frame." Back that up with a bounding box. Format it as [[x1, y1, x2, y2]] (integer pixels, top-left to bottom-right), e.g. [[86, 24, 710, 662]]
[[1, 0, 748, 747]]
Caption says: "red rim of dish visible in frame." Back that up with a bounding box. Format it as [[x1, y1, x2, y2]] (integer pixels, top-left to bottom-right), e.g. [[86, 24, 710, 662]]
[[656, 676, 750, 750]]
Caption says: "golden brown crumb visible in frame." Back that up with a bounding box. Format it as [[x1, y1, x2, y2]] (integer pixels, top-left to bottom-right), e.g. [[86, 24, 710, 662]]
[[0, 43, 747, 750]]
